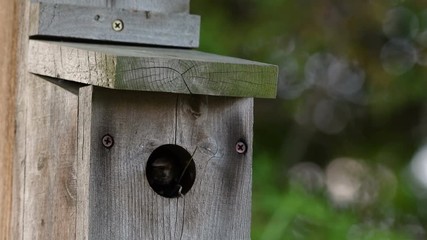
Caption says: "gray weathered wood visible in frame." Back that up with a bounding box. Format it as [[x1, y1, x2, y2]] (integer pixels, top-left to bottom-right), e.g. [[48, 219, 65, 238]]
[[12, 5, 80, 239], [29, 2, 200, 48], [176, 94, 253, 239], [12, 2, 83, 239], [28, 40, 278, 98], [76, 86, 253, 239], [76, 86, 93, 240], [12, 1, 30, 239], [21, 75, 79, 239], [32, 0, 190, 13]]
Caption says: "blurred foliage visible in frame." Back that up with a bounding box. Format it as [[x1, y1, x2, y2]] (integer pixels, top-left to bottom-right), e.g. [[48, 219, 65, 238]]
[[192, 0, 427, 239]]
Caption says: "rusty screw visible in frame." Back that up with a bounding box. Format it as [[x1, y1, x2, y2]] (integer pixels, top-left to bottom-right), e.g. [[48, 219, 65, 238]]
[[102, 134, 114, 149], [112, 19, 124, 32], [235, 141, 247, 154]]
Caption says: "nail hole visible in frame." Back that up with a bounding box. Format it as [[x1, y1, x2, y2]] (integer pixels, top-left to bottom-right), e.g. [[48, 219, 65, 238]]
[[146, 144, 196, 198]]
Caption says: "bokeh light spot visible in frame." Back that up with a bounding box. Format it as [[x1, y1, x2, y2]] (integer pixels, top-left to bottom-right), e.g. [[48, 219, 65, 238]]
[[383, 7, 419, 39], [380, 38, 417, 75]]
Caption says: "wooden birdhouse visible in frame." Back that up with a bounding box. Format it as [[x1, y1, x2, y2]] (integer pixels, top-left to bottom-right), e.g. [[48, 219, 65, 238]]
[[17, 0, 278, 239]]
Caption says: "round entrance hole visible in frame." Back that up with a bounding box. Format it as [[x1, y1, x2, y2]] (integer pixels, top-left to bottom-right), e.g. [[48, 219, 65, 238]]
[[146, 144, 196, 198]]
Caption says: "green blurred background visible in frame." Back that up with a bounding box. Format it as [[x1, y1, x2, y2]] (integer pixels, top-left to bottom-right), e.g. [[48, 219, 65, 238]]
[[191, 0, 427, 239]]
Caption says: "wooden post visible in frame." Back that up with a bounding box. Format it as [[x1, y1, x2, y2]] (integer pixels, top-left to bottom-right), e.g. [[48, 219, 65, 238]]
[[7, 0, 278, 239], [0, 1, 20, 239]]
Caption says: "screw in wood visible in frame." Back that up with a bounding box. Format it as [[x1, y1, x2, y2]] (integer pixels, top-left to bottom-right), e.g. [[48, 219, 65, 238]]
[[112, 19, 124, 32], [235, 141, 247, 154], [102, 134, 114, 149]]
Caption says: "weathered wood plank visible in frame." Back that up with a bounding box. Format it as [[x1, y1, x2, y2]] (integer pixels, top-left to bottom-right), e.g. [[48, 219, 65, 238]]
[[33, 0, 190, 13], [78, 87, 180, 239], [30, 2, 200, 48], [11, 5, 80, 239], [12, 1, 31, 239], [76, 86, 93, 240], [28, 40, 278, 98], [77, 87, 252, 239], [0, 0, 20, 238], [21, 75, 79, 240], [176, 95, 253, 239]]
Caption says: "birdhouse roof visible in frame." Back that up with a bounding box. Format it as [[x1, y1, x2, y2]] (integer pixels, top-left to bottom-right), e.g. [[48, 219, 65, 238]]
[[28, 40, 278, 98]]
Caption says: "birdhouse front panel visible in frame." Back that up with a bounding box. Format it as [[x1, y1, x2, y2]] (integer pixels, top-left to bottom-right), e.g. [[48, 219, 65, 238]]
[[77, 86, 253, 239]]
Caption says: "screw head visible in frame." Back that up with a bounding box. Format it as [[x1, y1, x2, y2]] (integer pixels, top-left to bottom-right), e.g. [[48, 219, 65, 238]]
[[235, 141, 247, 154], [102, 134, 114, 149], [112, 19, 124, 32]]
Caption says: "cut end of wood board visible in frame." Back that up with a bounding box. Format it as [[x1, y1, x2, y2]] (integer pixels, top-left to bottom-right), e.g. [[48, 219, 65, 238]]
[[28, 40, 279, 98]]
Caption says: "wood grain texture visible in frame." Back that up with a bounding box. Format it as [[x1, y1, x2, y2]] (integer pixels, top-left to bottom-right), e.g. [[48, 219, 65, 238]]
[[21, 75, 79, 240], [77, 87, 253, 239], [28, 40, 278, 98], [76, 86, 93, 240], [176, 94, 253, 239], [12, 1, 31, 239], [30, 2, 200, 48], [32, 0, 190, 13], [0, 0, 20, 238], [10, 2, 80, 239]]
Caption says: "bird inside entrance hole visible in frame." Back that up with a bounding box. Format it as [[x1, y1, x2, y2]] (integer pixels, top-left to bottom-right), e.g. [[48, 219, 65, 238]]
[[146, 146, 196, 198], [149, 157, 183, 197]]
